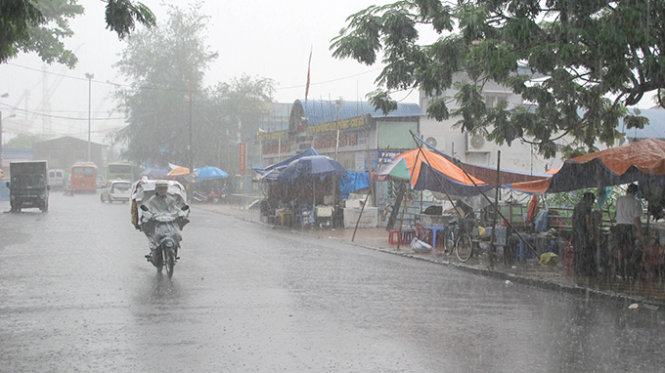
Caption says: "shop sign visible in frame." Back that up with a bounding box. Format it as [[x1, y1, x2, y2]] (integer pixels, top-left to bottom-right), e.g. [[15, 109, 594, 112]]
[[378, 150, 401, 164], [238, 142, 247, 171], [308, 115, 367, 134]]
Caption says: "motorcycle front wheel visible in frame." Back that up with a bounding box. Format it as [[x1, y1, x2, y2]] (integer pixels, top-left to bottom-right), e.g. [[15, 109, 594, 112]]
[[165, 247, 176, 279]]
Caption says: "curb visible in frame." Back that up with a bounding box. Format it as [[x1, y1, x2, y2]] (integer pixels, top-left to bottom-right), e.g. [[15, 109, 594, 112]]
[[199, 204, 664, 311]]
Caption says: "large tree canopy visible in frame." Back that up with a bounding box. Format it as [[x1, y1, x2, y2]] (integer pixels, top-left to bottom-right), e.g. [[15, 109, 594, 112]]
[[331, 0, 665, 158], [115, 5, 274, 171], [115, 4, 216, 168], [0, 0, 155, 68]]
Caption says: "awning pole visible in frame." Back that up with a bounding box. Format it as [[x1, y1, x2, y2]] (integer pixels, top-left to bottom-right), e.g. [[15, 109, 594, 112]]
[[352, 189, 372, 242], [489, 150, 501, 269]]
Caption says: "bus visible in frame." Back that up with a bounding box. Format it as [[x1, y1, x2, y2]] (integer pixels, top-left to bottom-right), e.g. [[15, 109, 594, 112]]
[[106, 161, 135, 181], [70, 162, 97, 193]]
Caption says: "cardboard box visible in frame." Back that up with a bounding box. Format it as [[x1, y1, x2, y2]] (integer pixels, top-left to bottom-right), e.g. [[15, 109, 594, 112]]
[[343, 207, 379, 228]]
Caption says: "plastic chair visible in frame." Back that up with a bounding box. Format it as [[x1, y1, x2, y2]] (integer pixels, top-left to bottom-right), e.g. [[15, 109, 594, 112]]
[[400, 228, 416, 245], [413, 223, 433, 246], [388, 230, 400, 246]]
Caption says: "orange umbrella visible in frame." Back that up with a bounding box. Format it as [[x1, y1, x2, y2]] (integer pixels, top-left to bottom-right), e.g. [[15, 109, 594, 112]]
[[167, 166, 191, 177]]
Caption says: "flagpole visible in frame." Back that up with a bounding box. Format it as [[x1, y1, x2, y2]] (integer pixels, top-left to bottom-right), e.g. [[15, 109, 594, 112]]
[[305, 48, 312, 101]]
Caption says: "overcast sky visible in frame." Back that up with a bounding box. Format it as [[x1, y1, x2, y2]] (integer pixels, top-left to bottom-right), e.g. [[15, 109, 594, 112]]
[[0, 1, 658, 145], [0, 0, 401, 144]]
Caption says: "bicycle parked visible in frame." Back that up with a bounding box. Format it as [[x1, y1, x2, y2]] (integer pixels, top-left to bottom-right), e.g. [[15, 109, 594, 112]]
[[443, 217, 478, 262]]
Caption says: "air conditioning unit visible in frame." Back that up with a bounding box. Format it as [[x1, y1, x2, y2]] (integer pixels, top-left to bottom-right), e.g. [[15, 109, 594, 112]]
[[466, 133, 493, 152]]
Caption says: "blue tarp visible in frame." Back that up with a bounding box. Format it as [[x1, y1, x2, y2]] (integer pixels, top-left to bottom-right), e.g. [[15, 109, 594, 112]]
[[340, 171, 371, 199]]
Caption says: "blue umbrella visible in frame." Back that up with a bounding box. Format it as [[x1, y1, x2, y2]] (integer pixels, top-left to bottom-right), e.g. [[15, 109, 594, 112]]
[[277, 155, 346, 182], [194, 166, 229, 179]]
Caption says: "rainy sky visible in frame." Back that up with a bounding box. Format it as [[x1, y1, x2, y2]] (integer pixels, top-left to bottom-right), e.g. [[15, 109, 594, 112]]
[[0, 0, 397, 144], [0, 0, 657, 145]]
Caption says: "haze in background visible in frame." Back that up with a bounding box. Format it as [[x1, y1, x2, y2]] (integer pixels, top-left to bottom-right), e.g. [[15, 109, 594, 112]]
[[0, 0, 404, 144]]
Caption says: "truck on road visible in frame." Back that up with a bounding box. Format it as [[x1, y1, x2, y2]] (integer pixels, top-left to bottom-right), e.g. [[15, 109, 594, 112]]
[[6, 161, 49, 212]]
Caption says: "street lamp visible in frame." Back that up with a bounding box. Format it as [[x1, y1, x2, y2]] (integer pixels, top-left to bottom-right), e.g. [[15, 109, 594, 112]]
[[85, 73, 94, 162]]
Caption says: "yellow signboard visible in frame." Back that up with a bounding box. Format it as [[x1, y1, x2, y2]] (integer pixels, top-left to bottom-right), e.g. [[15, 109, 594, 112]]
[[308, 115, 367, 134], [257, 131, 287, 141]]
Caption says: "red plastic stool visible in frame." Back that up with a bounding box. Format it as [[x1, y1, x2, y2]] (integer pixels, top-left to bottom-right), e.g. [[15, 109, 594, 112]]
[[401, 228, 416, 245], [388, 230, 400, 245]]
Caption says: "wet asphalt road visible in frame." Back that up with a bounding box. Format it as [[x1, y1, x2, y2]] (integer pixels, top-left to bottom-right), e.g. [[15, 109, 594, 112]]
[[1, 193, 665, 372]]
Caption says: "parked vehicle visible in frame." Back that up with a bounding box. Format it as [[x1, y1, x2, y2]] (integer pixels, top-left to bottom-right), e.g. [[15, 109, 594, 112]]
[[100, 179, 132, 203], [6, 160, 49, 212], [48, 169, 66, 190]]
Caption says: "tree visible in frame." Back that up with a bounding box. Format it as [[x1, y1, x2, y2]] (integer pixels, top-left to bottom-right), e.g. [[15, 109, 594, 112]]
[[0, 0, 155, 68], [331, 0, 665, 158], [4, 133, 45, 149], [115, 4, 216, 167], [199, 75, 274, 169]]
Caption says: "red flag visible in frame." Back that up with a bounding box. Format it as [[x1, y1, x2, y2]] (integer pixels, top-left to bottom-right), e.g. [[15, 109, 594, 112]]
[[305, 49, 312, 101]]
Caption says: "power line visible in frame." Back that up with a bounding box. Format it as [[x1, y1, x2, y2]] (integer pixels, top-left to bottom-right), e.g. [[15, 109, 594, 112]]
[[6, 61, 383, 93], [1, 105, 125, 121]]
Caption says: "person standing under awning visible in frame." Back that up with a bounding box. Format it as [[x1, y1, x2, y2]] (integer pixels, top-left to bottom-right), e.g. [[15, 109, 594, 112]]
[[615, 183, 644, 279]]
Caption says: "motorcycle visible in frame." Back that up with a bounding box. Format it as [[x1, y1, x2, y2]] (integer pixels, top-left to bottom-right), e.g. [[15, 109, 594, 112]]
[[134, 180, 190, 279], [140, 204, 190, 278]]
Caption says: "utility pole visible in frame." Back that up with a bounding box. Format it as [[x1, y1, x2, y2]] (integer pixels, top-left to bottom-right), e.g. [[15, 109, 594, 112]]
[[0, 93, 9, 168], [0, 110, 4, 168], [335, 97, 342, 159], [188, 89, 193, 171], [85, 73, 94, 162]]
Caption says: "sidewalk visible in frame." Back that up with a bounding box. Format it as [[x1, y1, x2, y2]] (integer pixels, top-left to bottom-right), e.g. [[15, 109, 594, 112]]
[[197, 202, 665, 309]]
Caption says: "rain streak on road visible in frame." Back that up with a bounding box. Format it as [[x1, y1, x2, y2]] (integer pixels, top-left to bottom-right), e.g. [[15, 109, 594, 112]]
[[1, 193, 665, 372]]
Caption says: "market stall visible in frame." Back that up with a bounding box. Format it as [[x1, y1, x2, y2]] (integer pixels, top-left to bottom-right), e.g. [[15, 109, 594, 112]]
[[257, 151, 349, 228], [506, 139, 665, 279]]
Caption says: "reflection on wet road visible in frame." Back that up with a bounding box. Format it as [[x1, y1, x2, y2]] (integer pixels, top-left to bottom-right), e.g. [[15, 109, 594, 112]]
[[1, 193, 664, 372]]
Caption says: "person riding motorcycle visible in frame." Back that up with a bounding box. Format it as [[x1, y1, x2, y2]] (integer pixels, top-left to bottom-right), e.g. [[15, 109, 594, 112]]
[[140, 180, 189, 262]]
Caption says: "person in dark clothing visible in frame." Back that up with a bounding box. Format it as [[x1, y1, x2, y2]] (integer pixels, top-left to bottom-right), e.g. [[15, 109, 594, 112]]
[[572, 192, 596, 276]]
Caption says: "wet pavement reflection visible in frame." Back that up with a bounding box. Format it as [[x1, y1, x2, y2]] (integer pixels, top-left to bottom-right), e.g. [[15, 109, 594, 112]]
[[1, 193, 664, 372]]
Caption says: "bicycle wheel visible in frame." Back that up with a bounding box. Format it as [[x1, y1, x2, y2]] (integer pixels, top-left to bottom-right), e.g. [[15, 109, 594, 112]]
[[456, 233, 473, 262], [444, 229, 455, 255]]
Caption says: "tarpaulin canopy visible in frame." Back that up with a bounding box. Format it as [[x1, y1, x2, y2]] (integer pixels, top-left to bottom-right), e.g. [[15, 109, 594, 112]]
[[254, 147, 320, 175], [194, 166, 228, 179], [397, 148, 492, 197], [340, 171, 371, 199], [508, 138, 665, 194], [277, 155, 347, 182], [414, 134, 551, 186]]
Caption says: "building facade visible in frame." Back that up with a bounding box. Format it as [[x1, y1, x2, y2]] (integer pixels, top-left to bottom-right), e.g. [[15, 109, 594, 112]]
[[258, 99, 422, 173], [33, 136, 104, 170], [419, 71, 563, 175]]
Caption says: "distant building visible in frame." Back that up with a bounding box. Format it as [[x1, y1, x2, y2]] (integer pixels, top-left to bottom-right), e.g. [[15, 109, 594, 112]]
[[258, 99, 422, 172], [33, 136, 104, 170], [0, 148, 35, 169]]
